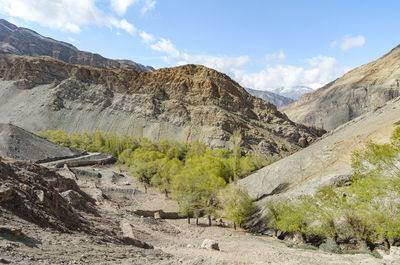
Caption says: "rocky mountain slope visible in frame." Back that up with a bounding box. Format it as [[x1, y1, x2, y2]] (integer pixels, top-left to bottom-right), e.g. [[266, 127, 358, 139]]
[[0, 123, 85, 162], [281, 46, 400, 130], [0, 19, 153, 72], [0, 53, 324, 158], [240, 96, 400, 201], [245, 88, 294, 108]]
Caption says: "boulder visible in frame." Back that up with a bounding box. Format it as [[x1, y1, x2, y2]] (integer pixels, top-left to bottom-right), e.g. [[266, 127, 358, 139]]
[[298, 137, 307, 148], [200, 239, 220, 251], [81, 184, 104, 204], [119, 219, 153, 249], [61, 190, 85, 210], [120, 219, 134, 238], [154, 211, 161, 219], [0, 186, 13, 202], [34, 190, 45, 203]]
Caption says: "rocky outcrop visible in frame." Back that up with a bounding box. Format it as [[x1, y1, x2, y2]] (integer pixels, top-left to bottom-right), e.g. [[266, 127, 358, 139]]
[[281, 45, 400, 130], [0, 158, 96, 232], [240, 96, 400, 201], [0, 53, 325, 158], [246, 88, 294, 107], [0, 19, 153, 72], [0, 123, 86, 162]]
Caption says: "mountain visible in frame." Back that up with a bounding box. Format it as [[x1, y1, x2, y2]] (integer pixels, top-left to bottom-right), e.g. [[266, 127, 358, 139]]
[[240, 96, 400, 201], [0, 123, 86, 162], [272, 86, 314, 101], [245, 88, 294, 108], [280, 45, 400, 130], [0, 19, 153, 72], [0, 52, 324, 158]]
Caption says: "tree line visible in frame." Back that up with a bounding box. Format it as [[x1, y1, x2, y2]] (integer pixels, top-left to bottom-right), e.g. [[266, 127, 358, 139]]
[[36, 129, 264, 228]]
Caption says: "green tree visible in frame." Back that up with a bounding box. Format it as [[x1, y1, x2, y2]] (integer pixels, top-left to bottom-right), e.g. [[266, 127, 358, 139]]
[[151, 157, 183, 197], [230, 129, 242, 182], [172, 161, 226, 225], [218, 184, 257, 230]]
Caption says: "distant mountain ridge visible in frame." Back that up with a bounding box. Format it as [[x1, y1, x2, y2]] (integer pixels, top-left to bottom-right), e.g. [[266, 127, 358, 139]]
[[245, 88, 294, 108], [0, 19, 154, 72], [281, 45, 400, 130], [272, 86, 314, 101]]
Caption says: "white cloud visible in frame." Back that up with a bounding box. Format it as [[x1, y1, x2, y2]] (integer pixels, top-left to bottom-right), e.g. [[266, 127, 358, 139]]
[[110, 18, 136, 35], [141, 0, 156, 14], [140, 30, 155, 43], [145, 37, 345, 94], [0, 0, 136, 35], [178, 54, 250, 74], [264, 50, 286, 62], [331, 34, 365, 51], [233, 56, 349, 92], [110, 0, 139, 15], [150, 38, 180, 57]]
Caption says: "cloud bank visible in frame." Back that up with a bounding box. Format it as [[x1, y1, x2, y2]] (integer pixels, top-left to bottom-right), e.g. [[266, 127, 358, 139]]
[[233, 56, 350, 92], [331, 34, 366, 51]]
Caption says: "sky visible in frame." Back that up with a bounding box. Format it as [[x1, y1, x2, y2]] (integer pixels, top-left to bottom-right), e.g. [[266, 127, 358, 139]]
[[0, 0, 399, 93]]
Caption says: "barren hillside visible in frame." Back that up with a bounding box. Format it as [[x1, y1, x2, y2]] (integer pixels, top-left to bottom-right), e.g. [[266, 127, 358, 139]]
[[240, 96, 400, 201], [281, 45, 400, 130]]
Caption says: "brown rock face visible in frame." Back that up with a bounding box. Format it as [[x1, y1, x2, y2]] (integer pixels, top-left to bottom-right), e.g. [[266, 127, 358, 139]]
[[0, 19, 153, 72], [281, 45, 400, 130], [0, 53, 324, 158]]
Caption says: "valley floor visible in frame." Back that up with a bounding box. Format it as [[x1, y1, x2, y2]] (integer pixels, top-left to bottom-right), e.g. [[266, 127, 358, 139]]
[[0, 164, 397, 265]]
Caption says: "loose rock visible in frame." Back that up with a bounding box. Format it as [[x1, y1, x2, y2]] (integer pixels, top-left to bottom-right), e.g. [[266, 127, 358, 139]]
[[200, 239, 220, 251]]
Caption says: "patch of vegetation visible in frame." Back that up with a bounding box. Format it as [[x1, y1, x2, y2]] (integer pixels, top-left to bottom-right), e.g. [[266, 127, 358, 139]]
[[341, 249, 382, 259], [37, 129, 264, 226], [319, 238, 341, 254], [284, 242, 318, 251], [264, 126, 400, 251]]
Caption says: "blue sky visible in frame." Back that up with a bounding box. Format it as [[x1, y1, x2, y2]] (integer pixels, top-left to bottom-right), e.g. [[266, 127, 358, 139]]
[[1, 0, 399, 92]]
